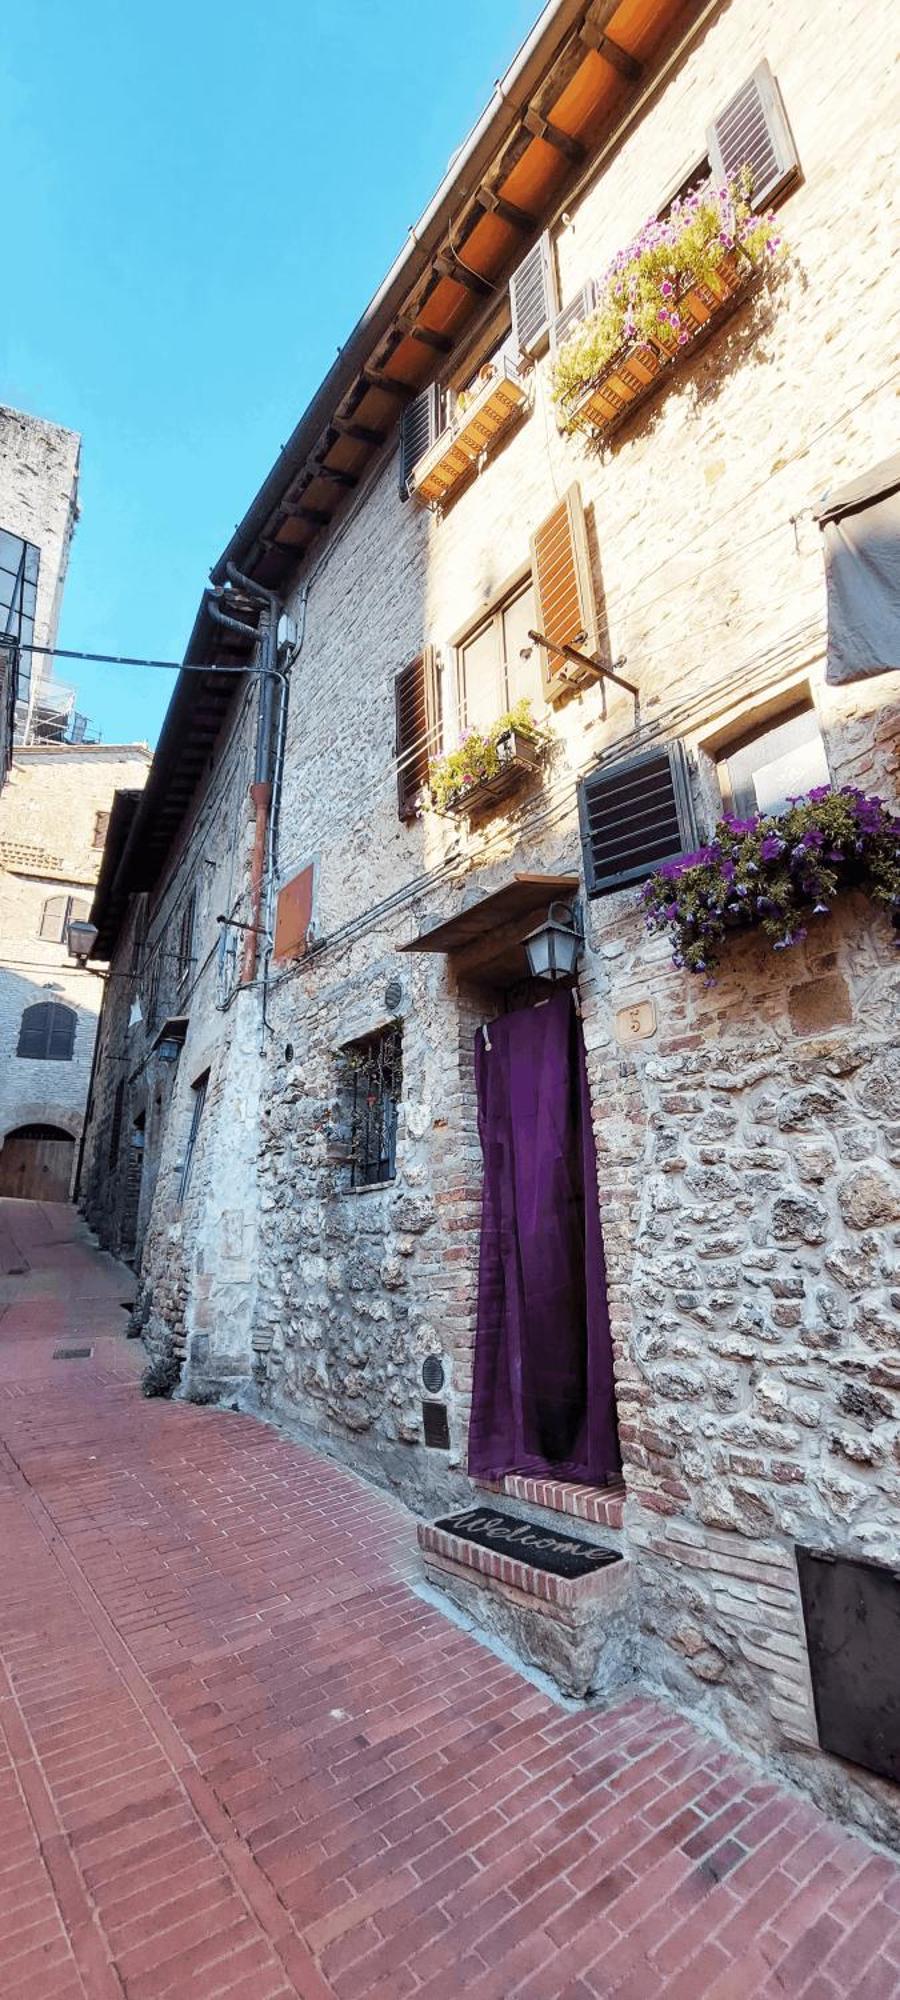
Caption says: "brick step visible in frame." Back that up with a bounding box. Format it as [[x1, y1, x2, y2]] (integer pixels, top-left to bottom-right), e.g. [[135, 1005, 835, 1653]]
[[476, 1474, 626, 1541], [418, 1510, 636, 1700]]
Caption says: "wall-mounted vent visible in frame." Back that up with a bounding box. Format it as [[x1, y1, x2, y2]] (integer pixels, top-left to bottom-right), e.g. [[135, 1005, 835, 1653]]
[[578, 742, 698, 896], [797, 1546, 900, 1784], [422, 1401, 451, 1450]]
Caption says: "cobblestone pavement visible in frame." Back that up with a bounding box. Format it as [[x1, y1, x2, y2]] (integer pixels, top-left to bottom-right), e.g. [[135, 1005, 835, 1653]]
[[1, 1199, 900, 2000]]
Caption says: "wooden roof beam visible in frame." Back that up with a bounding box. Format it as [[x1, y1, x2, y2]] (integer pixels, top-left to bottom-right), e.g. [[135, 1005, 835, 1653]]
[[476, 185, 538, 233], [579, 20, 642, 81], [432, 252, 494, 299], [362, 368, 416, 400], [521, 108, 585, 164], [395, 315, 454, 353], [332, 415, 387, 447], [308, 462, 357, 490]]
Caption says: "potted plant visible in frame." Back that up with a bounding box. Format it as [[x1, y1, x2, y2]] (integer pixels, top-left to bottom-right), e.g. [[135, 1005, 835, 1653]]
[[640, 787, 900, 976], [551, 173, 784, 435], [428, 699, 546, 814]]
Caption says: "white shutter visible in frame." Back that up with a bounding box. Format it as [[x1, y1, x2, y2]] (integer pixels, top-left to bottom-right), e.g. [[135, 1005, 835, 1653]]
[[398, 385, 442, 497], [707, 61, 799, 210], [550, 281, 597, 351], [510, 235, 557, 357]]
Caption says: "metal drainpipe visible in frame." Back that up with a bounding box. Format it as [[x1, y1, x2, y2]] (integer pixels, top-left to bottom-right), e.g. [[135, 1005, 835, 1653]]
[[220, 565, 283, 987]]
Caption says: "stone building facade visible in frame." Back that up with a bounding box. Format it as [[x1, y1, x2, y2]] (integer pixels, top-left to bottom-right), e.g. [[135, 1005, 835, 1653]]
[[83, 0, 900, 1847], [0, 403, 82, 762], [0, 744, 150, 1199]]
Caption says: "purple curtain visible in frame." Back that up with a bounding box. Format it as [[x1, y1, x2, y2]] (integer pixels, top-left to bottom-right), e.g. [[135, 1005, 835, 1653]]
[[467, 988, 620, 1485]]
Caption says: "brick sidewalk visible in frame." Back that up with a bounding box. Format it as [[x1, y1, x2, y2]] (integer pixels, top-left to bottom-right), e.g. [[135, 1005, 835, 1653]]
[[1, 1201, 899, 2000]]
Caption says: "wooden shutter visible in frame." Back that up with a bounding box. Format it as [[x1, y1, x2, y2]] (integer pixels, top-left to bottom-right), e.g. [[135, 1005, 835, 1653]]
[[707, 61, 799, 210], [399, 386, 442, 496], [578, 743, 698, 896], [530, 484, 597, 693], [550, 281, 597, 351], [395, 646, 441, 819], [17, 1000, 76, 1061], [39, 894, 68, 941], [510, 235, 557, 357], [274, 864, 314, 962], [93, 809, 111, 849]]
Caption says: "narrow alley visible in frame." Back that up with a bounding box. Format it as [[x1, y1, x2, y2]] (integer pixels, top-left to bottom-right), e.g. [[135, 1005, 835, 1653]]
[[1, 1198, 899, 2000]]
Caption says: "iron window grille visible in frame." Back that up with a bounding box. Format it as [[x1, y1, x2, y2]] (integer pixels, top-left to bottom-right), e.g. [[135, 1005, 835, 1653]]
[[339, 1025, 403, 1189], [16, 1001, 76, 1062]]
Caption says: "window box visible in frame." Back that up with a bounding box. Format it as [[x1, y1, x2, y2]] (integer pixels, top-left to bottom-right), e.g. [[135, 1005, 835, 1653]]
[[564, 255, 757, 438], [410, 355, 529, 506], [434, 724, 543, 817]]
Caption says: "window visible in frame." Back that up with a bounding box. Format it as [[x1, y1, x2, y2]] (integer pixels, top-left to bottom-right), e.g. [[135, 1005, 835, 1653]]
[[176, 890, 196, 986], [92, 810, 111, 850], [109, 1079, 125, 1168], [398, 385, 447, 498], [39, 893, 90, 944], [456, 580, 540, 734], [179, 1071, 209, 1202], [715, 703, 830, 819], [395, 649, 442, 819], [707, 61, 799, 212], [339, 1027, 402, 1189], [815, 453, 900, 686], [579, 742, 698, 896], [0, 526, 39, 721], [16, 1001, 77, 1062]]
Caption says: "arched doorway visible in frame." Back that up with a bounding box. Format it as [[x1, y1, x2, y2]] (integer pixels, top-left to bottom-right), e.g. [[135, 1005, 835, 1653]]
[[0, 1125, 76, 1202]]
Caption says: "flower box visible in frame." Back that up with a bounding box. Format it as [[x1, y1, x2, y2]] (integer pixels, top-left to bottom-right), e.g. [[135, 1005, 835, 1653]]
[[438, 728, 543, 816], [410, 355, 529, 506], [565, 342, 663, 433]]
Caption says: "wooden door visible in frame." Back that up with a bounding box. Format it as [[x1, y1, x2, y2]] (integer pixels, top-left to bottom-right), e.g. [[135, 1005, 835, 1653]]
[[0, 1127, 75, 1202]]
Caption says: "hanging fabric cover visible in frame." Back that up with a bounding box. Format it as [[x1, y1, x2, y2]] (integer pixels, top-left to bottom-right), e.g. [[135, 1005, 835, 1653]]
[[467, 988, 620, 1485], [815, 451, 900, 685]]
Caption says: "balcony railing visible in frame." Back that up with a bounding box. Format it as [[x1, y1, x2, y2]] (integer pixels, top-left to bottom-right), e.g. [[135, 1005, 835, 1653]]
[[410, 354, 529, 506]]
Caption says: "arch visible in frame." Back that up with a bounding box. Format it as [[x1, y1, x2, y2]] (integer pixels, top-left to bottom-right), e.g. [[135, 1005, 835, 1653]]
[[16, 1000, 77, 1062], [39, 894, 90, 944]]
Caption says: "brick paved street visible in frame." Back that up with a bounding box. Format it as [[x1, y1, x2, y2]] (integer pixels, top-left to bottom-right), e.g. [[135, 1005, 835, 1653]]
[[1, 1200, 900, 2000]]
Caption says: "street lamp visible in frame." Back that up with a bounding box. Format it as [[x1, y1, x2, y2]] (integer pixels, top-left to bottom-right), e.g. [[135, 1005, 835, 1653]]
[[523, 900, 584, 983], [67, 919, 99, 964]]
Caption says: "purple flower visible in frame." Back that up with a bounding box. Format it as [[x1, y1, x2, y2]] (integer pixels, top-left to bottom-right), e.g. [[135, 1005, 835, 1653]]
[[661, 279, 674, 297]]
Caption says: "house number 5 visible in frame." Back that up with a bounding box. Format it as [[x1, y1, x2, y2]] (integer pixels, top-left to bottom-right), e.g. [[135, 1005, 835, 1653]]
[[616, 999, 657, 1044]]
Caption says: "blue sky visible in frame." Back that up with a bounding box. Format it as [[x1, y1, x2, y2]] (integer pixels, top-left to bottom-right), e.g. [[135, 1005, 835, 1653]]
[[2, 0, 536, 747]]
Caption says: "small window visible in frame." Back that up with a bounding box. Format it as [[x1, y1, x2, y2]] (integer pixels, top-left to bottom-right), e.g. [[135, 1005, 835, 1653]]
[[579, 742, 698, 896], [338, 1026, 402, 1189], [16, 1001, 77, 1062], [456, 579, 540, 734], [176, 891, 196, 986], [179, 1071, 209, 1203], [109, 1079, 125, 1168], [39, 893, 90, 944], [509, 235, 557, 358], [92, 810, 111, 850], [715, 704, 830, 819]]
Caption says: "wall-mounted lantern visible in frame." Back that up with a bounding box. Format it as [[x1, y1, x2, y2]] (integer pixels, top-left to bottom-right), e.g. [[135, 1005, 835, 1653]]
[[67, 919, 99, 964], [523, 899, 584, 983]]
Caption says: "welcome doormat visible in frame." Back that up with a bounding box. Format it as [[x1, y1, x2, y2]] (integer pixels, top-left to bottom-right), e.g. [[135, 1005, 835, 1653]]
[[435, 1506, 622, 1581]]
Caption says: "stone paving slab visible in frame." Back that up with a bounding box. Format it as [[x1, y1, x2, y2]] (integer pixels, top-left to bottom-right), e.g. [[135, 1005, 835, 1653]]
[[1, 1198, 900, 1998]]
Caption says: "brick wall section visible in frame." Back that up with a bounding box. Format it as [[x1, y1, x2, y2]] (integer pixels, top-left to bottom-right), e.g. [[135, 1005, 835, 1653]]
[[0, 746, 150, 1174]]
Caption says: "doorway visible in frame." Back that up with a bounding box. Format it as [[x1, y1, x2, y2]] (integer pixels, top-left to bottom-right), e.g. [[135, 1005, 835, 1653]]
[[0, 1125, 75, 1202], [467, 988, 620, 1486]]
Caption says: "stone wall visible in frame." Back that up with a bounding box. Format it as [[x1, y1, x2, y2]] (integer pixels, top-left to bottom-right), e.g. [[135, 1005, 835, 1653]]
[[241, 0, 900, 1839], [80, 689, 264, 1389]]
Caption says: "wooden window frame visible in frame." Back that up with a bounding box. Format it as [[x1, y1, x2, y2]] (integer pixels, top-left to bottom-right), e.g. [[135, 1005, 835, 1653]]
[[178, 1071, 209, 1204], [395, 648, 442, 820], [452, 570, 537, 733]]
